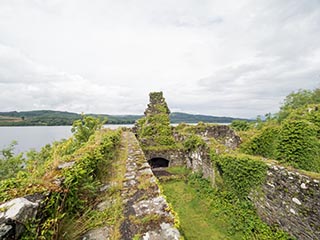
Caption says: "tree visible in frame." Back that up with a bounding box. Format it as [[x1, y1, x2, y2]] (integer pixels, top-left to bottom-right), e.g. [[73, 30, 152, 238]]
[[71, 115, 105, 145], [0, 141, 25, 180], [277, 88, 320, 121]]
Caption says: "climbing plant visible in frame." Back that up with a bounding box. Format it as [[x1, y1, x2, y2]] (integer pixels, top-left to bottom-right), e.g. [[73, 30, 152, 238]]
[[277, 119, 320, 172], [241, 124, 280, 159], [212, 153, 267, 199], [136, 92, 176, 148]]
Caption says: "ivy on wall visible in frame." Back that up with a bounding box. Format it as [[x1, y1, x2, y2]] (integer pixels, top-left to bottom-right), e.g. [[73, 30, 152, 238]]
[[240, 105, 320, 173], [212, 154, 267, 199], [277, 119, 320, 172], [135, 92, 176, 149], [241, 125, 280, 159]]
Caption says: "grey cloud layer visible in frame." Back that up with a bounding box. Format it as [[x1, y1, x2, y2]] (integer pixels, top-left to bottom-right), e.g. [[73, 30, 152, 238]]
[[0, 0, 319, 118]]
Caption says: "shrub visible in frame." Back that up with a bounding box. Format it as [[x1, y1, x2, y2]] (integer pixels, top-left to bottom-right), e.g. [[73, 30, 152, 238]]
[[277, 119, 320, 172], [213, 154, 267, 199], [71, 115, 105, 146], [241, 125, 280, 159], [183, 135, 206, 151], [0, 141, 25, 180], [230, 120, 250, 131]]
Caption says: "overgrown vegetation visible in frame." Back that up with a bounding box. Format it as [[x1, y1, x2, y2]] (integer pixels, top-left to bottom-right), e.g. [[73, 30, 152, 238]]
[[230, 120, 250, 131], [233, 87, 320, 173], [0, 116, 122, 239], [277, 119, 320, 171], [135, 92, 176, 149], [277, 88, 320, 121], [161, 168, 293, 240], [71, 115, 106, 146], [0, 141, 25, 180], [183, 135, 206, 151], [212, 154, 267, 199], [241, 124, 280, 159]]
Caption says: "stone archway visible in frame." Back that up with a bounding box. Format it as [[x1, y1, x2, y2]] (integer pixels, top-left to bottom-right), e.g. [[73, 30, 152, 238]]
[[148, 157, 169, 168]]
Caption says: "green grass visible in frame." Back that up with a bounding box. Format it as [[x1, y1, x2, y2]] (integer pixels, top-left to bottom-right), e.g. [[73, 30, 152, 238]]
[[162, 179, 243, 240], [166, 166, 191, 175], [161, 167, 294, 240]]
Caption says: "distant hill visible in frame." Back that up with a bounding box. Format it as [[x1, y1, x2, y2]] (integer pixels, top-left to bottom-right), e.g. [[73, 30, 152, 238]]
[[0, 110, 250, 126], [170, 112, 250, 123]]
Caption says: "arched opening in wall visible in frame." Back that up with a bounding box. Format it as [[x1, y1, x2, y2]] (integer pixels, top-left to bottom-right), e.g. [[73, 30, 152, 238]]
[[148, 158, 169, 169]]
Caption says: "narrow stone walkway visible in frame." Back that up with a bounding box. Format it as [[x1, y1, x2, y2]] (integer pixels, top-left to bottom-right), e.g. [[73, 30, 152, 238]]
[[120, 131, 180, 240]]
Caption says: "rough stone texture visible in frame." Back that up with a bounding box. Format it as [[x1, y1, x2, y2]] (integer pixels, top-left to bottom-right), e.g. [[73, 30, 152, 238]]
[[144, 146, 214, 183], [250, 164, 320, 240], [56, 161, 75, 170], [120, 132, 180, 240], [144, 144, 215, 183], [142, 223, 180, 240], [144, 149, 186, 167], [186, 146, 214, 182], [173, 124, 241, 149], [0, 194, 44, 239], [81, 226, 110, 240]]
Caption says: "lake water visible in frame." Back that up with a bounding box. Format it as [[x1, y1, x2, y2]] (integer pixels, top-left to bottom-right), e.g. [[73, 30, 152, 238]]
[[0, 123, 229, 155], [0, 124, 133, 154]]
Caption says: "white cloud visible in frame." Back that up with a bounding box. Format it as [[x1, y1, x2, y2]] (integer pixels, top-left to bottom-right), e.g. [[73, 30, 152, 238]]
[[0, 0, 319, 118]]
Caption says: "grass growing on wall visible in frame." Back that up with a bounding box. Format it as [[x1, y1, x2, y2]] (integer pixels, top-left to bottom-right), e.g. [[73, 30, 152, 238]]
[[0, 116, 122, 239], [20, 129, 122, 239], [59, 130, 127, 239]]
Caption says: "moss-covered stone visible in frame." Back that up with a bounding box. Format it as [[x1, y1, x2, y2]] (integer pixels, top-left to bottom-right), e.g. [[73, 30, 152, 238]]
[[135, 92, 176, 149]]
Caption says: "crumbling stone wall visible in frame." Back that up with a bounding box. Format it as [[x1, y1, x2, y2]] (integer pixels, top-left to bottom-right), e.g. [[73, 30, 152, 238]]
[[120, 132, 180, 240], [250, 164, 320, 240], [144, 92, 170, 116], [144, 147, 214, 182], [186, 147, 214, 181], [0, 194, 44, 239], [134, 91, 176, 148], [143, 149, 186, 167], [173, 124, 241, 149]]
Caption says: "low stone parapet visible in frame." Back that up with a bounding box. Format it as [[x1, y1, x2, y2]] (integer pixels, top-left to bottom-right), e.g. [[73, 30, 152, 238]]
[[120, 132, 180, 240]]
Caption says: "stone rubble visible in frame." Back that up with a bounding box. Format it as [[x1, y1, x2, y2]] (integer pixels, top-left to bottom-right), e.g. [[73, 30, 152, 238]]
[[0, 194, 44, 239], [81, 226, 110, 240]]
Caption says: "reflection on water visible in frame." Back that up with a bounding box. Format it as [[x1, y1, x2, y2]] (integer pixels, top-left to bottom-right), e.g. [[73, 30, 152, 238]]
[[0, 124, 133, 154]]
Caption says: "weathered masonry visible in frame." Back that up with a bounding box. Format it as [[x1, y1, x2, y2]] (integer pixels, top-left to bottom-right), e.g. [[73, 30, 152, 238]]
[[120, 132, 180, 239], [0, 131, 181, 240], [136, 91, 320, 240], [251, 164, 320, 240]]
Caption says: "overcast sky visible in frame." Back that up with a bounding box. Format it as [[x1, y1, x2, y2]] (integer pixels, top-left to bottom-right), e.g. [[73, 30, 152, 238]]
[[0, 0, 319, 118]]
